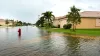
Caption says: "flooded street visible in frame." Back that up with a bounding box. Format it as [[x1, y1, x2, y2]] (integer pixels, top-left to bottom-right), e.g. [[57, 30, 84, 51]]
[[0, 26, 100, 56]]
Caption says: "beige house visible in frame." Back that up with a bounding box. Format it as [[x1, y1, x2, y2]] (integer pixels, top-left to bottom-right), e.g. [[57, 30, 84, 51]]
[[0, 19, 13, 26], [53, 11, 100, 29], [0, 19, 6, 26], [53, 16, 67, 28]]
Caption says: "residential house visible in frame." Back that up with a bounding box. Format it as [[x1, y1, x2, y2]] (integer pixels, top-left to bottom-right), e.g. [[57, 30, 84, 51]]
[[0, 19, 6, 26], [53, 11, 100, 29], [53, 16, 67, 28], [0, 19, 13, 26]]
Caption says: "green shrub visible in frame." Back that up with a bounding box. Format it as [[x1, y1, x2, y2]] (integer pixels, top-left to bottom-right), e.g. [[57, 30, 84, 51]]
[[52, 25, 57, 28], [52, 24, 60, 28], [63, 24, 72, 29], [0, 25, 2, 26]]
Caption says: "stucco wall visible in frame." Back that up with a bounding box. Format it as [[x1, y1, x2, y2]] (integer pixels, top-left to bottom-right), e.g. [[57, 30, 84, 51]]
[[59, 19, 67, 28], [53, 18, 67, 28], [76, 18, 100, 29], [96, 18, 100, 26], [0, 22, 6, 26], [53, 17, 100, 29], [0, 21, 12, 26], [53, 20, 60, 27]]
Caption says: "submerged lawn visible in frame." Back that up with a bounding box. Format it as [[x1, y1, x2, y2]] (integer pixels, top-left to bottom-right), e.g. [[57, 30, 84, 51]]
[[45, 28, 100, 36]]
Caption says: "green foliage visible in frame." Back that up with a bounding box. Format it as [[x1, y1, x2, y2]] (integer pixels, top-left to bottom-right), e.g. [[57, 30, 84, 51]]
[[36, 20, 41, 26], [9, 20, 15, 26], [16, 21, 22, 26], [5, 19, 9, 25], [0, 24, 2, 26], [42, 11, 55, 28], [52, 25, 57, 28], [63, 24, 72, 29], [51, 25, 60, 28], [36, 16, 45, 27], [23, 22, 28, 26], [67, 5, 81, 31], [45, 28, 100, 36], [36, 11, 55, 28]]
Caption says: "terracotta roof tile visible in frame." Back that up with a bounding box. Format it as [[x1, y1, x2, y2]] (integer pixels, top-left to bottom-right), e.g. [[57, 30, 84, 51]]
[[55, 11, 100, 20], [0, 19, 5, 22], [55, 15, 66, 20], [80, 11, 100, 17]]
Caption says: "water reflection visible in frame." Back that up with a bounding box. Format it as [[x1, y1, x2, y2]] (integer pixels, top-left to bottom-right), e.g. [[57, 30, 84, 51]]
[[5, 28, 9, 33], [18, 35, 21, 42], [67, 36, 81, 56], [0, 26, 100, 56], [39, 33, 53, 56]]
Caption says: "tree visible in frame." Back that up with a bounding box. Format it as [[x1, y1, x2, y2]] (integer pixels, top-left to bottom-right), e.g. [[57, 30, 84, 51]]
[[5, 19, 9, 27], [67, 6, 81, 31], [42, 11, 55, 28], [10, 20, 15, 26], [18, 21, 22, 26], [36, 20, 41, 26], [23, 22, 28, 26], [16, 21, 22, 26], [39, 16, 45, 27]]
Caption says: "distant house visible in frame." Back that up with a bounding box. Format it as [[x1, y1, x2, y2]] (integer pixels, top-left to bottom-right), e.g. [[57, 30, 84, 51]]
[[0, 19, 6, 26], [0, 19, 13, 26], [53, 11, 100, 29], [53, 16, 67, 28]]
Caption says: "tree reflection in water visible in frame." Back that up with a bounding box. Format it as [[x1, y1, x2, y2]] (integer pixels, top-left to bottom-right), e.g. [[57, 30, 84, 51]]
[[67, 36, 81, 56]]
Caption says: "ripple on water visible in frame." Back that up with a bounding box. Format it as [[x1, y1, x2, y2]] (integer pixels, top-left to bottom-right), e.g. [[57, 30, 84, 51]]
[[0, 27, 100, 56]]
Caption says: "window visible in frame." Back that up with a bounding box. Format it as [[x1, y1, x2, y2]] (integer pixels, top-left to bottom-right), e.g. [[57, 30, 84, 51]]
[[96, 18, 100, 26]]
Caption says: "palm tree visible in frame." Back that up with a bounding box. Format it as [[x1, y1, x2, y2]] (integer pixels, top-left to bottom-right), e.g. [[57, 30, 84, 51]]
[[10, 20, 15, 26], [35, 16, 44, 27], [42, 11, 55, 28], [67, 6, 81, 31], [39, 16, 45, 27], [36, 20, 41, 26], [5, 19, 9, 27]]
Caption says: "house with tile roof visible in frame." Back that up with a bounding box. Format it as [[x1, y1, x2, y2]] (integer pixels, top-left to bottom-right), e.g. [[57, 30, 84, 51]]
[[53, 15, 67, 28], [0, 19, 6, 26], [0, 19, 13, 26], [53, 11, 100, 29]]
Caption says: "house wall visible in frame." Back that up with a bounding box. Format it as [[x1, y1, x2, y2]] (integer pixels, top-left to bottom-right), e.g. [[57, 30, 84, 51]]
[[0, 20, 13, 26], [59, 19, 67, 28], [53, 20, 60, 27], [76, 18, 100, 29], [53, 17, 100, 29], [0, 21, 6, 26], [96, 18, 100, 26], [53, 18, 67, 28]]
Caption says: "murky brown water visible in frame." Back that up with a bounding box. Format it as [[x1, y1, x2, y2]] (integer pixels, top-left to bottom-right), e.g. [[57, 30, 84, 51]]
[[0, 26, 100, 56]]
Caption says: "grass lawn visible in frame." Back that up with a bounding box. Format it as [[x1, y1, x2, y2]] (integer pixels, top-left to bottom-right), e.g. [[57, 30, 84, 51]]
[[45, 28, 100, 36]]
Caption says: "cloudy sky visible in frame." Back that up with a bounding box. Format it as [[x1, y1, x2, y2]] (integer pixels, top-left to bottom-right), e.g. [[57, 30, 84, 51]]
[[0, 0, 100, 23]]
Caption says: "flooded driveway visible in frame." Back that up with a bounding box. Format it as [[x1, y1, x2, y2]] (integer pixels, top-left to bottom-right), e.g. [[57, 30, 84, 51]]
[[0, 26, 100, 56]]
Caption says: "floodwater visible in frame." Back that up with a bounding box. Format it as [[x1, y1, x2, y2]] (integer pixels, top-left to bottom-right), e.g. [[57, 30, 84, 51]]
[[0, 26, 100, 56]]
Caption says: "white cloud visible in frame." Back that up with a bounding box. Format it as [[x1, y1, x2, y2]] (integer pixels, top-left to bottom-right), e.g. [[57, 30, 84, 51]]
[[51, 0, 100, 16]]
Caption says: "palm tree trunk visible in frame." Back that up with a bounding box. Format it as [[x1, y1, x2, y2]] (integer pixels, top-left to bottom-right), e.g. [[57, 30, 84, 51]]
[[72, 23, 74, 31], [7, 24, 8, 28], [73, 23, 75, 31], [75, 24, 76, 30]]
